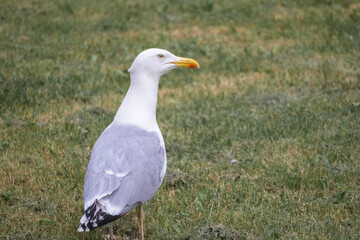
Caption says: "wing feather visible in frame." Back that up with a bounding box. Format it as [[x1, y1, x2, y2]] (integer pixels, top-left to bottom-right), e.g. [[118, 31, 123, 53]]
[[83, 124, 165, 216]]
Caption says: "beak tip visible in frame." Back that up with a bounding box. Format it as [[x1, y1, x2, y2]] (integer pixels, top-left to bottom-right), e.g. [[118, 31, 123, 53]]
[[172, 57, 200, 69]]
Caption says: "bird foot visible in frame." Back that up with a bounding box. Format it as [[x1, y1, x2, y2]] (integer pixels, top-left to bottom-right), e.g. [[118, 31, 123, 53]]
[[104, 234, 121, 240], [104, 236, 140, 240]]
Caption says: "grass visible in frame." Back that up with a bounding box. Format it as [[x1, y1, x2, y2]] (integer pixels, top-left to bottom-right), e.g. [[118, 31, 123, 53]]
[[1, 0, 359, 239]]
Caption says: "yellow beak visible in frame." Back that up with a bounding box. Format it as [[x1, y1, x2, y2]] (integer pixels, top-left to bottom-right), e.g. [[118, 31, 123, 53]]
[[172, 57, 200, 69]]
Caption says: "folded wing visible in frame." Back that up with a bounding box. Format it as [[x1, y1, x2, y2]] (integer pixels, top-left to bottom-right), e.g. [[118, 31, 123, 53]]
[[78, 124, 165, 231]]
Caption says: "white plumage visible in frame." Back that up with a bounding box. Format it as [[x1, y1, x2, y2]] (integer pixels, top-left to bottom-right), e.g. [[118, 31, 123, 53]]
[[77, 48, 199, 239]]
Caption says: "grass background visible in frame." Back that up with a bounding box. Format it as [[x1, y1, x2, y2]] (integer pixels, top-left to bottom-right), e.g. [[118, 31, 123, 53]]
[[1, 0, 359, 239]]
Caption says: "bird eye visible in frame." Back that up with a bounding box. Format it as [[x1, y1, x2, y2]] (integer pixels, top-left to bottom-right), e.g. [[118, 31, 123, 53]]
[[157, 54, 165, 59]]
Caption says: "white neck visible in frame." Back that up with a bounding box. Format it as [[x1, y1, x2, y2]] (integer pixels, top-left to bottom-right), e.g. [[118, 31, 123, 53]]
[[113, 72, 160, 132]]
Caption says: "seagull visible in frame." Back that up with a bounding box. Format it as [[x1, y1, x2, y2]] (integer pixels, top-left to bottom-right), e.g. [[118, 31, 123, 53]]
[[77, 48, 199, 239]]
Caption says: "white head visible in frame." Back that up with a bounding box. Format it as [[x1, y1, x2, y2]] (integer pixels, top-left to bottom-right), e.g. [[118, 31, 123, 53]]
[[113, 48, 199, 131], [128, 48, 199, 78]]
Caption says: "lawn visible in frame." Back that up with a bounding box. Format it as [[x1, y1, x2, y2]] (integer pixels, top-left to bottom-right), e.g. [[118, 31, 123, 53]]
[[0, 0, 359, 239]]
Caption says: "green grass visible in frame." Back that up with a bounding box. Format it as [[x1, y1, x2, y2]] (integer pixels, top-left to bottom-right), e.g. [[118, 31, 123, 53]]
[[1, 0, 359, 239]]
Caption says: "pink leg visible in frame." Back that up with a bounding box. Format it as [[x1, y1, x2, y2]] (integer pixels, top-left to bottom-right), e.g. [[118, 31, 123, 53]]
[[139, 203, 145, 240]]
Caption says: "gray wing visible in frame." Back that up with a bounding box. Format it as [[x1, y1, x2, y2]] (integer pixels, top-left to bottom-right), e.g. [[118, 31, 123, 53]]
[[83, 124, 165, 216]]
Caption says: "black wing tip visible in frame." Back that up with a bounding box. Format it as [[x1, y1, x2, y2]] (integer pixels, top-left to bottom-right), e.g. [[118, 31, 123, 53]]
[[77, 223, 90, 232], [79, 202, 121, 232]]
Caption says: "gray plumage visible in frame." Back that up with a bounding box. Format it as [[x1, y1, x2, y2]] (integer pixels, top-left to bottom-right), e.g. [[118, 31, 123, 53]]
[[78, 124, 165, 231], [77, 48, 199, 236]]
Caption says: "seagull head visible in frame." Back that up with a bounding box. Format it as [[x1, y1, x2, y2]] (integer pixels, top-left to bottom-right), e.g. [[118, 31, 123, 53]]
[[128, 48, 199, 78]]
